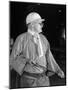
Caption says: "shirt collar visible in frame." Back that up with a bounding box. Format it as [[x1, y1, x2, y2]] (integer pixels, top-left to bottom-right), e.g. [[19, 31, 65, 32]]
[[28, 29, 35, 36], [28, 29, 40, 39]]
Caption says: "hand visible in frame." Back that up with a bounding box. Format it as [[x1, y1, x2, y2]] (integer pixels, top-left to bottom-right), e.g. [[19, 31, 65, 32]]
[[58, 71, 65, 78]]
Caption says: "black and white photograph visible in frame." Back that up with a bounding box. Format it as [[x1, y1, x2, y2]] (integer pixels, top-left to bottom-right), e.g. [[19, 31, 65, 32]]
[[9, 1, 66, 89]]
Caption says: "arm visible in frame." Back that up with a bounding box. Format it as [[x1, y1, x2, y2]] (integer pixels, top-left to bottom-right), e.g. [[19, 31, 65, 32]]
[[46, 44, 64, 78], [10, 34, 29, 75]]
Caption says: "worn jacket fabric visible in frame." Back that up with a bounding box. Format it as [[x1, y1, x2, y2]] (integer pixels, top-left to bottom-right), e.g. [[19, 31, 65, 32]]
[[10, 32, 62, 76]]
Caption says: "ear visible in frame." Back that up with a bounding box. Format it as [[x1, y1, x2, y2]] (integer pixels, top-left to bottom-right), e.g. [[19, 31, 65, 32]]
[[28, 23, 33, 30]]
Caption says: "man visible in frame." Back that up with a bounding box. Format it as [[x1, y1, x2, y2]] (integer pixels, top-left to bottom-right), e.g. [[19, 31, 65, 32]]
[[10, 12, 65, 88]]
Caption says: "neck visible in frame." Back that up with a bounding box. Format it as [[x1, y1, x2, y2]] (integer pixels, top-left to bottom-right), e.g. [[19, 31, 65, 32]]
[[28, 29, 35, 35]]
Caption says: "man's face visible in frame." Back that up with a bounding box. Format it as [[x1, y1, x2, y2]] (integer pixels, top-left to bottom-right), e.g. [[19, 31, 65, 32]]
[[33, 22, 43, 33]]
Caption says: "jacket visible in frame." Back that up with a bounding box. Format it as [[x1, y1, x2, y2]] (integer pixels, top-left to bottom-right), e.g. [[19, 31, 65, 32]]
[[10, 32, 62, 76]]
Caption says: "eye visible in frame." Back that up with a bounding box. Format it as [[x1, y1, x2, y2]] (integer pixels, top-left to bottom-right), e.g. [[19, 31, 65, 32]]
[[40, 23, 42, 25], [39, 23, 44, 27]]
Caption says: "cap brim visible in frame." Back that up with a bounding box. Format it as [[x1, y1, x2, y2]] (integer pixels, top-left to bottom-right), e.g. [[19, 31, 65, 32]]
[[41, 19, 45, 22], [38, 19, 45, 22], [30, 18, 45, 24]]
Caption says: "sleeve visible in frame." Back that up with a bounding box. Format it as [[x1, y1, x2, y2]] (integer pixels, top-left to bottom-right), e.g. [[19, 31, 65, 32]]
[[46, 42, 63, 77], [9, 34, 28, 75]]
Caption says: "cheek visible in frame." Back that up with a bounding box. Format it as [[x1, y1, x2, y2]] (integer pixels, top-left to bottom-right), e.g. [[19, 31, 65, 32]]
[[37, 25, 42, 31], [33, 25, 38, 31], [34, 24, 42, 32], [36, 24, 41, 29]]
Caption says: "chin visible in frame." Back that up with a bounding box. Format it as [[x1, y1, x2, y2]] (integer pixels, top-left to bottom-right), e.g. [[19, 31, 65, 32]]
[[39, 30, 42, 33], [35, 29, 42, 33]]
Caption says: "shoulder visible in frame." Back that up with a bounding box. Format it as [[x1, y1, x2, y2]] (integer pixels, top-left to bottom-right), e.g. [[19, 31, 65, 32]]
[[15, 32, 32, 45], [15, 32, 28, 43], [17, 32, 27, 40]]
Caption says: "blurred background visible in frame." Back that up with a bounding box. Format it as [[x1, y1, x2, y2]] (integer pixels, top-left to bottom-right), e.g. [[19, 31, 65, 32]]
[[9, 1, 66, 89]]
